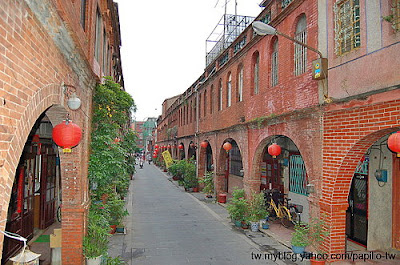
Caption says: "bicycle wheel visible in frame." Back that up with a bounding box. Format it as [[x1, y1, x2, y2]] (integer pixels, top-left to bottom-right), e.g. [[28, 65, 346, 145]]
[[280, 207, 294, 228], [57, 205, 61, 222], [290, 207, 300, 225], [266, 201, 277, 219]]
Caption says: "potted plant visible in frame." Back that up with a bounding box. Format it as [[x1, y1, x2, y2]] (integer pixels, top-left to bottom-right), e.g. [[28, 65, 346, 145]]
[[106, 193, 128, 234], [291, 222, 309, 254], [183, 160, 197, 191], [308, 217, 329, 265], [105, 256, 126, 265], [199, 171, 214, 198], [246, 192, 268, 232], [83, 209, 110, 265], [226, 188, 248, 227]]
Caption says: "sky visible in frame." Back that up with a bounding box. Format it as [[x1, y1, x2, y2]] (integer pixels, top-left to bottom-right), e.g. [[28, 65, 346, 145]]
[[114, 0, 264, 121]]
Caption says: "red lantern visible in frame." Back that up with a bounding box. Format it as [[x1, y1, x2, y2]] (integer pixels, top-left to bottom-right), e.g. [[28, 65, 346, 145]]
[[154, 144, 159, 149], [200, 141, 209, 148], [52, 120, 82, 153], [167, 144, 171, 149], [153, 154, 157, 158], [178, 144, 184, 150], [268, 143, 281, 158], [223, 142, 232, 152], [388, 131, 400, 157], [32, 134, 40, 143]]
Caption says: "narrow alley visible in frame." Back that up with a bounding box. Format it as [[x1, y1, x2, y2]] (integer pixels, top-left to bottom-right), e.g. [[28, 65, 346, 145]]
[[108, 163, 294, 265]]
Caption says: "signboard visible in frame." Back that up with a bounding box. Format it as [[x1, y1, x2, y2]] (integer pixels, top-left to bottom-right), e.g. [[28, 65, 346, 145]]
[[260, 162, 267, 184], [162, 150, 173, 169]]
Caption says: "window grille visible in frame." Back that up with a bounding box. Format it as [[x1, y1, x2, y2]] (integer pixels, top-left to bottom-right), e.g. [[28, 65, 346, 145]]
[[210, 85, 214, 114], [271, 40, 279, 87], [294, 15, 307, 76], [204, 90, 207, 117], [261, 10, 272, 24], [80, 0, 87, 29], [234, 36, 247, 54], [94, 8, 102, 62], [230, 142, 243, 176], [227, 74, 232, 107], [289, 155, 308, 195], [238, 66, 243, 102], [282, 0, 294, 9], [219, 81, 223, 111], [219, 53, 229, 67], [392, 0, 400, 31], [253, 54, 259, 95], [334, 0, 360, 55]]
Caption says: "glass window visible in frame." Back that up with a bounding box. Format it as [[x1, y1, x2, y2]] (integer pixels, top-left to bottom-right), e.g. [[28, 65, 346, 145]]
[[294, 15, 307, 76], [253, 53, 259, 95], [237, 65, 243, 102], [271, 39, 279, 87], [219, 80, 223, 111], [80, 0, 86, 29], [227, 73, 232, 107], [95, 8, 102, 62], [230, 141, 243, 177], [334, 0, 361, 55]]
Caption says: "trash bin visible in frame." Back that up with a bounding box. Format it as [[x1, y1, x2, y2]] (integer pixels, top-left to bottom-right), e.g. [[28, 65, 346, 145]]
[[218, 193, 227, 203]]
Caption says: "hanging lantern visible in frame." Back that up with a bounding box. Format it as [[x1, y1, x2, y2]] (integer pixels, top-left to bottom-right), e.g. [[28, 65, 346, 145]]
[[154, 144, 159, 149], [32, 134, 40, 144], [153, 154, 157, 159], [268, 143, 281, 158], [52, 120, 82, 153], [178, 144, 184, 150], [388, 131, 400, 157], [223, 142, 232, 152], [167, 144, 171, 149], [200, 141, 209, 148]]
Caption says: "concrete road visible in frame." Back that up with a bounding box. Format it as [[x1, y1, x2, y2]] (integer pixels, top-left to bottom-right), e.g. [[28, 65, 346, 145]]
[[108, 163, 280, 265]]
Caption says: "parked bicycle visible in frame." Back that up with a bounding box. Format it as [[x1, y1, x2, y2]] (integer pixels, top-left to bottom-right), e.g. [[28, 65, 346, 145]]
[[263, 189, 301, 228]]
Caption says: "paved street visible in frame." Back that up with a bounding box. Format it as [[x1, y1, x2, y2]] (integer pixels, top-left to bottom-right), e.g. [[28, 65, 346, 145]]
[[108, 163, 284, 265]]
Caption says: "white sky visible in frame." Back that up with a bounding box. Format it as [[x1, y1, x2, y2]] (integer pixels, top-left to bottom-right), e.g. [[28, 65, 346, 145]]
[[114, 0, 264, 121]]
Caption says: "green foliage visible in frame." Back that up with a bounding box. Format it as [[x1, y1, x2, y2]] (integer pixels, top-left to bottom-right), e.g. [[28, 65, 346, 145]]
[[308, 217, 329, 255], [226, 188, 248, 222], [199, 171, 214, 195], [86, 77, 137, 257], [183, 160, 197, 189], [83, 208, 110, 258], [105, 256, 126, 265], [291, 223, 310, 247], [246, 192, 268, 222]]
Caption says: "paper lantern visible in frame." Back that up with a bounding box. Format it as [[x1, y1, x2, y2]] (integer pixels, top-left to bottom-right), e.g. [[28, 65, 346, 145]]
[[223, 142, 232, 152], [178, 144, 184, 150], [52, 120, 82, 153], [388, 131, 400, 157], [200, 141, 209, 148], [268, 143, 281, 158]]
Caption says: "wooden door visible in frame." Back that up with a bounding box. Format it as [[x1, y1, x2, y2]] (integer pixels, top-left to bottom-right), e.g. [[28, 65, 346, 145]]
[[40, 147, 56, 229]]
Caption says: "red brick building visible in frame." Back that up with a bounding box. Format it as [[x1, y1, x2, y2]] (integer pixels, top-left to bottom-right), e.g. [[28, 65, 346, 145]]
[[0, 0, 123, 263], [157, 0, 400, 260]]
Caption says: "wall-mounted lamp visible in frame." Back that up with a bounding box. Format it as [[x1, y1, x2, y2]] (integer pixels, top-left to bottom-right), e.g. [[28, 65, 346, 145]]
[[62, 82, 81, 110], [306, 183, 315, 194]]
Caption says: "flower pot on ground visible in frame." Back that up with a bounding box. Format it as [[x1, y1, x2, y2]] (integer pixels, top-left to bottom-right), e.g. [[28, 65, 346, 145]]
[[86, 256, 103, 265], [83, 209, 110, 261], [246, 192, 268, 232], [192, 186, 199, 192], [291, 222, 309, 254], [115, 225, 125, 234], [199, 171, 214, 198], [250, 221, 259, 232], [182, 160, 198, 191], [226, 188, 248, 225]]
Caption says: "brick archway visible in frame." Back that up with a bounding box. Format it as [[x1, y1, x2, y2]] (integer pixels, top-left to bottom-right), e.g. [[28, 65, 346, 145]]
[[321, 127, 398, 256]]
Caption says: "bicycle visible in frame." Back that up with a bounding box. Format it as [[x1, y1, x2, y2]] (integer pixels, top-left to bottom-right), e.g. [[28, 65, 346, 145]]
[[264, 190, 300, 228]]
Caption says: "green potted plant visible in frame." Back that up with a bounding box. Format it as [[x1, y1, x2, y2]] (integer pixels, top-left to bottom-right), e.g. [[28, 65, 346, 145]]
[[105, 256, 126, 265], [246, 192, 268, 232], [226, 188, 248, 227], [308, 217, 329, 265], [106, 193, 128, 234], [199, 171, 214, 198], [83, 209, 111, 265], [291, 222, 309, 254], [183, 160, 197, 191]]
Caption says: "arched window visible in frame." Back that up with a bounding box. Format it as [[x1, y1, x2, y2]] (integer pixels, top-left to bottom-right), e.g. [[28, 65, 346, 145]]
[[219, 79, 223, 111], [271, 39, 279, 87], [227, 73, 232, 107], [210, 85, 214, 114], [252, 52, 260, 95], [237, 65, 243, 102], [204, 89, 207, 117], [294, 14, 307, 76]]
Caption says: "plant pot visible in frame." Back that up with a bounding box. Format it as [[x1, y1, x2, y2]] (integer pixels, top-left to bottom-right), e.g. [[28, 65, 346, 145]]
[[192, 187, 199, 192], [116, 226, 126, 234], [310, 258, 326, 265], [261, 222, 269, 229], [250, 221, 259, 232], [291, 245, 306, 254], [234, 220, 242, 227], [241, 221, 249, 229], [109, 225, 117, 234], [172, 176, 179, 181], [86, 256, 102, 265]]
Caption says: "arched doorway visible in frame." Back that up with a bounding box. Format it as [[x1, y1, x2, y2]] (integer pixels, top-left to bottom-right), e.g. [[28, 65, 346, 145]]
[[255, 135, 309, 222], [179, 143, 185, 160], [217, 139, 243, 194], [346, 133, 398, 252], [2, 109, 64, 263], [188, 141, 196, 160]]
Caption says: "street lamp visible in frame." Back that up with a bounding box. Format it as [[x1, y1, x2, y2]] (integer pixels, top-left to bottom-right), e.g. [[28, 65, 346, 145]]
[[252, 21, 327, 80]]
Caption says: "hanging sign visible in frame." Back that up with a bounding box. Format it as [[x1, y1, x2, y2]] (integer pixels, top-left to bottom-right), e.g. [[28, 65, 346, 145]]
[[162, 150, 173, 168]]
